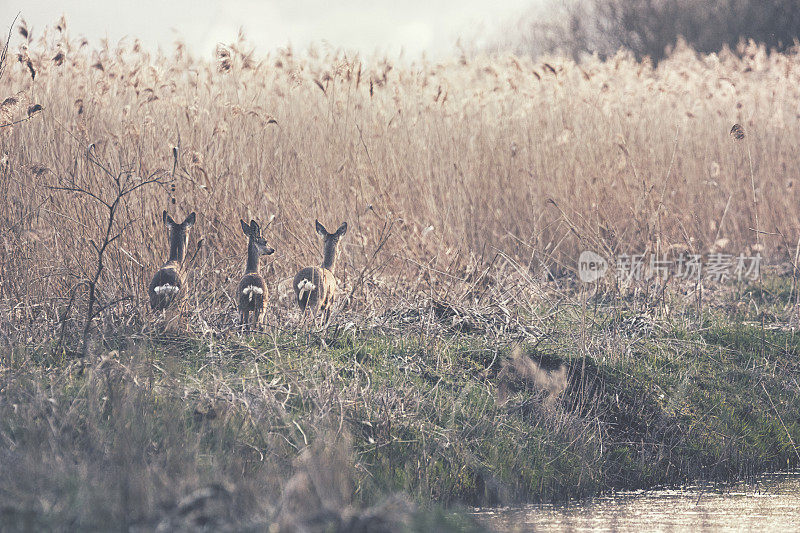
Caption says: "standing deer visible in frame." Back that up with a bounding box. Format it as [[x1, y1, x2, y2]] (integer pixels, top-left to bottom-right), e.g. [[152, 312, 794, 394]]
[[237, 219, 275, 327], [293, 220, 348, 325], [148, 211, 196, 328]]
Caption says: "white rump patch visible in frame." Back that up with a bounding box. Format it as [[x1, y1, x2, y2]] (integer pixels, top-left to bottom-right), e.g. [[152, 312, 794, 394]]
[[154, 284, 180, 296], [242, 285, 264, 301], [297, 279, 316, 300]]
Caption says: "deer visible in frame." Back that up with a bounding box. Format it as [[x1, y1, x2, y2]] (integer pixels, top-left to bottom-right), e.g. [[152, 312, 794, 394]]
[[148, 211, 196, 328], [293, 220, 348, 326], [237, 219, 275, 327]]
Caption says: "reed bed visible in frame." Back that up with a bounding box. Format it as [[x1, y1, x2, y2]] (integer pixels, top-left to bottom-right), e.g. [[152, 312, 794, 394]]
[[3, 22, 800, 336], [2, 19, 800, 530]]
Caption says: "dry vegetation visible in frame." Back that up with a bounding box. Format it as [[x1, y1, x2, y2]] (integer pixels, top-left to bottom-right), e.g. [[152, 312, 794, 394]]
[[4, 19, 800, 338], [3, 17, 800, 531]]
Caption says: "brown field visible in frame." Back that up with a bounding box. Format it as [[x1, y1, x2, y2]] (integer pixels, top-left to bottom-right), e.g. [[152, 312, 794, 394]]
[[4, 23, 800, 337], [3, 20, 800, 530]]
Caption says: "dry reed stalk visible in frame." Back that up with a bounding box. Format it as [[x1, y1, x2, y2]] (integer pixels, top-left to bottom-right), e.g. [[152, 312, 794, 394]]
[[0, 24, 797, 336]]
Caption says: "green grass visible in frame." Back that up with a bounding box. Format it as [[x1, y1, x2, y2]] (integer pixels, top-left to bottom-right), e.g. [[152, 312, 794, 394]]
[[2, 280, 800, 528]]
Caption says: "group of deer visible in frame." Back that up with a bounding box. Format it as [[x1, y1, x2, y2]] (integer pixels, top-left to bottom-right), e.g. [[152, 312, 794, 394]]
[[148, 211, 347, 329]]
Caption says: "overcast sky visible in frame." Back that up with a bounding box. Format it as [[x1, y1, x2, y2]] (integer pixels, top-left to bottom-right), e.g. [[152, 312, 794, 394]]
[[2, 1, 534, 58]]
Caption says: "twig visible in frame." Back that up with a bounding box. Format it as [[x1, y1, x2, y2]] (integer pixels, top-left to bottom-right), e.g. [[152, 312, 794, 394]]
[[342, 217, 394, 310]]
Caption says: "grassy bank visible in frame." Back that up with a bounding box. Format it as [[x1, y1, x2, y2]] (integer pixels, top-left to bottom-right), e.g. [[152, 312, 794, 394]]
[[5, 17, 800, 532], [2, 277, 800, 529]]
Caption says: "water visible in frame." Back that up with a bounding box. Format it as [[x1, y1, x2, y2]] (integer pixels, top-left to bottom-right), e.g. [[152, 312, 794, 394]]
[[474, 473, 800, 532]]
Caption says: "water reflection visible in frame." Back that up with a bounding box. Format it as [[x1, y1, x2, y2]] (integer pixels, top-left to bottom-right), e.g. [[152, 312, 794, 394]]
[[474, 473, 800, 532]]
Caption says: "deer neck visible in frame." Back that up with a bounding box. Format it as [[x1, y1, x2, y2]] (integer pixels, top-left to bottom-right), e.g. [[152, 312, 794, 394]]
[[321, 240, 337, 271], [168, 231, 186, 263], [245, 241, 260, 274]]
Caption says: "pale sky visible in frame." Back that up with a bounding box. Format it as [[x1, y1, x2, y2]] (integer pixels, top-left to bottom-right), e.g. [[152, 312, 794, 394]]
[[1, 1, 534, 58]]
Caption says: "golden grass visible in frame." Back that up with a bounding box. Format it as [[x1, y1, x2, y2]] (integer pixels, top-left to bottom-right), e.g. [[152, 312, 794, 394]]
[[2, 23, 800, 331], [4, 25, 800, 524]]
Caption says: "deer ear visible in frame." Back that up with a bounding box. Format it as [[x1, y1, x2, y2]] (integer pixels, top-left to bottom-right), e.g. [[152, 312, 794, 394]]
[[162, 210, 168, 226], [336, 222, 348, 237], [183, 212, 196, 228], [250, 220, 259, 235], [240, 219, 250, 236], [315, 219, 328, 237], [164, 211, 177, 227]]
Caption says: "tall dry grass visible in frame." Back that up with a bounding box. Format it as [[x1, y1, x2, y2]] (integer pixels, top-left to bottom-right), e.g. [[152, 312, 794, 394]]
[[4, 22, 800, 524], [2, 19, 800, 344]]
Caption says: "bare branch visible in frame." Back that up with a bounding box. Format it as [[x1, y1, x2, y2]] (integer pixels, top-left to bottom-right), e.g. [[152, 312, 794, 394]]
[[45, 184, 111, 209]]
